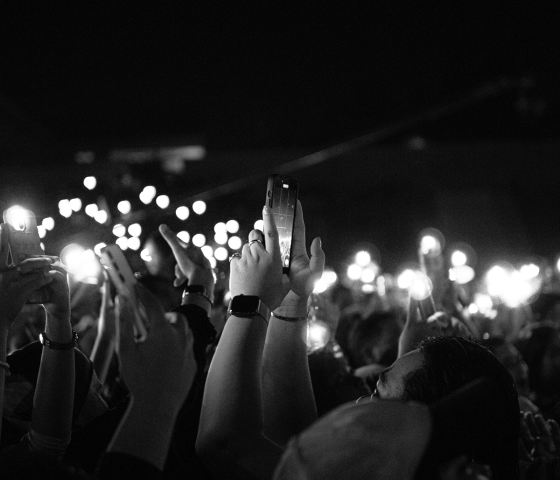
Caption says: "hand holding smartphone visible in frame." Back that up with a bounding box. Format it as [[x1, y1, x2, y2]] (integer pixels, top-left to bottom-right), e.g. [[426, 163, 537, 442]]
[[266, 174, 298, 274], [99, 244, 150, 342]]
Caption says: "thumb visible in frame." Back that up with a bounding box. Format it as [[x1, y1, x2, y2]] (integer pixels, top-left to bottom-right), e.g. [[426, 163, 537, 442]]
[[115, 295, 135, 355], [309, 237, 325, 278]]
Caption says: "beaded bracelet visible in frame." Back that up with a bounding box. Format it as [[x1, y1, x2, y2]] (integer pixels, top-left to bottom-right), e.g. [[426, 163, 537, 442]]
[[270, 312, 309, 322], [0, 361, 11, 377], [182, 291, 214, 307], [39, 330, 78, 350]]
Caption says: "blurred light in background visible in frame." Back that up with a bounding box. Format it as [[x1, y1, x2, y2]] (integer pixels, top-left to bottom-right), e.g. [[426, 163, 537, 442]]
[[355, 250, 371, 266], [85, 204, 98, 217], [409, 272, 433, 300], [377, 275, 386, 296], [450, 250, 467, 267], [485, 263, 540, 308], [254, 220, 264, 231], [214, 247, 228, 261], [118, 201, 132, 215], [59, 200, 72, 218], [201, 245, 214, 259], [307, 320, 330, 352], [127, 237, 141, 250], [214, 232, 228, 245], [228, 236, 242, 250], [361, 284, 374, 293], [486, 265, 510, 297], [347, 264, 362, 281], [473, 293, 494, 316], [42, 217, 55, 230], [214, 222, 227, 234], [397, 269, 416, 289], [193, 201, 206, 215], [177, 231, 190, 243], [5, 205, 28, 230], [94, 243, 107, 256], [37, 226, 46, 238], [70, 198, 82, 212], [449, 265, 475, 284], [193, 234, 206, 247], [420, 236, 438, 255], [226, 220, 239, 234], [94, 210, 108, 224], [83, 176, 97, 190], [116, 237, 128, 250], [360, 266, 377, 283], [139, 186, 157, 204], [128, 223, 142, 237], [418, 228, 444, 255], [176, 206, 189, 220], [209, 257, 217, 269], [113, 224, 126, 237], [140, 248, 152, 262], [156, 195, 170, 209], [61, 244, 101, 284], [519, 263, 539, 279], [313, 269, 338, 293], [557, 258, 560, 272]]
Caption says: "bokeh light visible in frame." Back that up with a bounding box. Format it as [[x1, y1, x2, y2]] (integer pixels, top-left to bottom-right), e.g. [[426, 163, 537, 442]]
[[176, 206, 189, 220], [193, 201, 206, 215], [192, 233, 206, 247]]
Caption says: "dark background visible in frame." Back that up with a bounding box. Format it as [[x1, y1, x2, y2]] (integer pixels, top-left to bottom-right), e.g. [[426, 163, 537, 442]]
[[1, 3, 559, 274]]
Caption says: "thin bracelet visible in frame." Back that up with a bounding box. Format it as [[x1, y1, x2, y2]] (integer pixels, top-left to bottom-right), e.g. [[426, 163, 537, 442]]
[[0, 361, 11, 377], [270, 312, 309, 322], [39, 330, 78, 350], [183, 291, 214, 307]]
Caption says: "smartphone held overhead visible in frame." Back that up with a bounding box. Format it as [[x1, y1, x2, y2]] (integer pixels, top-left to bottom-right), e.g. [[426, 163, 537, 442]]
[[266, 174, 298, 274]]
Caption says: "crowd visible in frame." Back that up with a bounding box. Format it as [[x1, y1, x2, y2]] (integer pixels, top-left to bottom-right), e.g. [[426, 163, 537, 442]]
[[0, 195, 560, 480]]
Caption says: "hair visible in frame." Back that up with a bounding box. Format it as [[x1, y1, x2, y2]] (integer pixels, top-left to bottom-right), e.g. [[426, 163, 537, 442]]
[[402, 337, 519, 480]]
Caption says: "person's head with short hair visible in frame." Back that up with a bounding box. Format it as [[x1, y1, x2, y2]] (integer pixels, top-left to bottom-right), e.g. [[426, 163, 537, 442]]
[[375, 336, 519, 480]]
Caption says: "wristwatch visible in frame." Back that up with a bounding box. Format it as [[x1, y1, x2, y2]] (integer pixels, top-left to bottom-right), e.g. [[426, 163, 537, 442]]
[[227, 295, 270, 323]]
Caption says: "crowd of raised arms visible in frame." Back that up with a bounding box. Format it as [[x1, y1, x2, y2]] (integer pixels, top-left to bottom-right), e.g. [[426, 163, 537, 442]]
[[1, 198, 560, 480]]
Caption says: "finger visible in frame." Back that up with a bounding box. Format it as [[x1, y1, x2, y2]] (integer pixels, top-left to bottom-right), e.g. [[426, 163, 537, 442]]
[[159, 224, 196, 272], [241, 242, 252, 261], [309, 237, 325, 278], [548, 419, 560, 451], [17, 275, 54, 299], [524, 412, 540, 439], [535, 414, 551, 437], [248, 229, 265, 243], [407, 297, 421, 324], [115, 295, 135, 355], [262, 205, 281, 262], [17, 257, 53, 274], [291, 200, 306, 256], [248, 229, 266, 254], [174, 264, 188, 287], [520, 417, 535, 451], [518, 438, 532, 462]]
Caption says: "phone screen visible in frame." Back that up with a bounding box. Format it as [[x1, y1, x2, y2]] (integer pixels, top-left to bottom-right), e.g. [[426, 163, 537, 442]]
[[267, 175, 298, 273]]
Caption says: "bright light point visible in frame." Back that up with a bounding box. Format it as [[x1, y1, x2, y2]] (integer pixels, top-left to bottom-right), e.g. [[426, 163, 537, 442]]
[[193, 200, 206, 215], [58, 199, 69, 210], [397, 269, 416, 289], [209, 257, 217, 269], [139, 191, 153, 204], [377, 276, 386, 296], [468, 303, 479, 315], [83, 176, 97, 190], [323, 270, 338, 285], [361, 267, 376, 283], [42, 217, 55, 230], [486, 266, 509, 297], [192, 234, 206, 247], [355, 251, 371, 267], [112, 224, 126, 237], [140, 248, 152, 262], [177, 231, 190, 243], [307, 321, 330, 352], [520, 264, 539, 279], [474, 294, 494, 315], [116, 237, 128, 250], [214, 222, 227, 234], [449, 268, 457, 281], [226, 220, 239, 234], [254, 220, 264, 231], [176, 206, 189, 220], [156, 195, 170, 209], [224, 291, 231, 302], [451, 250, 467, 267], [5, 206, 29, 230], [85, 204, 98, 217], [420, 235, 439, 255], [60, 244, 85, 275], [347, 264, 363, 281], [314, 270, 338, 293], [128, 223, 142, 237], [117, 200, 132, 215], [40, 242, 45, 251], [94, 210, 108, 224], [127, 237, 141, 250], [143, 186, 157, 198], [214, 232, 228, 245], [557, 258, 560, 272], [361, 284, 375, 293], [94, 243, 107, 256], [214, 247, 229, 261], [59, 207, 72, 218], [37, 226, 46, 238], [409, 273, 433, 300], [228, 236, 242, 250], [70, 198, 82, 212], [451, 265, 475, 285], [201, 245, 214, 259]]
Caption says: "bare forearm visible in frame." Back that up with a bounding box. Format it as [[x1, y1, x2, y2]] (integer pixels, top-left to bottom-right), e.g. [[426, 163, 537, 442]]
[[263, 296, 317, 446], [90, 327, 116, 384]]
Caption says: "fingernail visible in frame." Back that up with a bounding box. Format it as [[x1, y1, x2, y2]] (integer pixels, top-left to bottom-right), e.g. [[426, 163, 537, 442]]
[[263, 205, 270, 214], [318, 237, 322, 247]]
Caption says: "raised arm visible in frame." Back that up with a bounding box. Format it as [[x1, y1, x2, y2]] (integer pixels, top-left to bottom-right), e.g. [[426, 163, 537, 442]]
[[196, 205, 287, 480], [30, 258, 75, 458], [262, 200, 324, 446]]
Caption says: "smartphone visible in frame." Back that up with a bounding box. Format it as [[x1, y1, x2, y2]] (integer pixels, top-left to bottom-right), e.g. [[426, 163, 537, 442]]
[[2, 206, 52, 304], [266, 174, 298, 274], [99, 244, 149, 342]]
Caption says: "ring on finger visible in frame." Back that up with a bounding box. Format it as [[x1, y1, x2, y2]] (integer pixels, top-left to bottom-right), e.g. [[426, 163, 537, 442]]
[[229, 252, 242, 262], [249, 239, 264, 247]]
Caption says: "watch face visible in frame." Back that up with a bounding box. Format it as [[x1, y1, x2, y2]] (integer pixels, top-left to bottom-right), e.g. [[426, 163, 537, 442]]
[[230, 295, 260, 313]]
